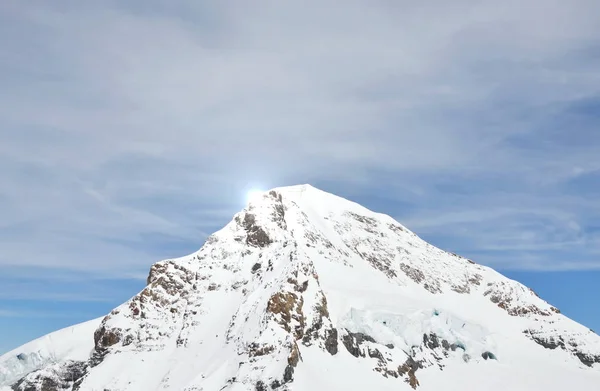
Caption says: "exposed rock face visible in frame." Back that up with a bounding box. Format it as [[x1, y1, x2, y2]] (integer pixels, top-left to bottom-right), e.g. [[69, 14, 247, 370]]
[[575, 352, 600, 367], [525, 328, 600, 367], [338, 324, 496, 389], [243, 213, 273, 248], [93, 325, 120, 350], [11, 361, 88, 391], [2, 185, 600, 391], [341, 331, 377, 358], [398, 357, 422, 389], [484, 281, 560, 316]]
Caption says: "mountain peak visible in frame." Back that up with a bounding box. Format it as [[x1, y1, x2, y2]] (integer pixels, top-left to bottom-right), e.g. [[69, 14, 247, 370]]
[[272, 183, 315, 193], [250, 184, 361, 212], [245, 184, 396, 235], [2, 186, 600, 390]]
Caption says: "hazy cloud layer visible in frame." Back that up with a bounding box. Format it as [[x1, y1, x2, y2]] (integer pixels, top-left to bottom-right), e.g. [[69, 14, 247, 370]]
[[2, 0, 600, 287]]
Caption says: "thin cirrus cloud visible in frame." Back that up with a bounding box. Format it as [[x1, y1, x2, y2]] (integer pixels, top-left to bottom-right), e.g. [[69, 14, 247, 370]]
[[1, 0, 600, 290]]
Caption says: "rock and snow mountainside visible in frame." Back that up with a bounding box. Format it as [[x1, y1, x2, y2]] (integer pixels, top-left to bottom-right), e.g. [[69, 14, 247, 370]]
[[2, 184, 599, 391], [0, 318, 102, 388]]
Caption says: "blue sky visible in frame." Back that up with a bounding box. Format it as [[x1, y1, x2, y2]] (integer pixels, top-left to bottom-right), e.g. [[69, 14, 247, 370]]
[[1, 0, 600, 354]]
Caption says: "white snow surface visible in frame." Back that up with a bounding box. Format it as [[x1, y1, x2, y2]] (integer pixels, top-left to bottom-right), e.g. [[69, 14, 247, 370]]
[[0, 317, 101, 387], [2, 184, 599, 390]]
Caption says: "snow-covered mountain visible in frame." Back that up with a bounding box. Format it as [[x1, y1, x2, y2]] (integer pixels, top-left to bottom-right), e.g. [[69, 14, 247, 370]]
[[2, 184, 599, 391]]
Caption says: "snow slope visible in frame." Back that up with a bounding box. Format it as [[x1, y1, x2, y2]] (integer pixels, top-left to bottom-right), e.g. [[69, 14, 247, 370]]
[[0, 317, 101, 387], [2, 184, 599, 390]]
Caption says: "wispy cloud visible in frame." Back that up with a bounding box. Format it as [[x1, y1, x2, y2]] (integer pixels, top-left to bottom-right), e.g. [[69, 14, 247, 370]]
[[1, 0, 600, 286]]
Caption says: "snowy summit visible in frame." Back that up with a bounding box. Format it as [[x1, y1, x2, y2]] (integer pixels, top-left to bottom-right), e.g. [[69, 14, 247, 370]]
[[1, 184, 599, 390]]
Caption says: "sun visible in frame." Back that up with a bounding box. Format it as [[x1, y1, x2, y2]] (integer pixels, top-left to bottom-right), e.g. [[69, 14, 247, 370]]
[[246, 189, 265, 204]]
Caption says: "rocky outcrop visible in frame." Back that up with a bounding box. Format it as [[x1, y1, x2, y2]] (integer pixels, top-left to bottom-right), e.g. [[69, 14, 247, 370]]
[[258, 265, 339, 386], [93, 324, 120, 350], [341, 331, 376, 358], [575, 352, 600, 367], [484, 281, 560, 317], [11, 361, 88, 391], [398, 357, 422, 389], [525, 329, 600, 367], [339, 326, 499, 389], [242, 213, 273, 248], [302, 295, 338, 355], [267, 291, 305, 339]]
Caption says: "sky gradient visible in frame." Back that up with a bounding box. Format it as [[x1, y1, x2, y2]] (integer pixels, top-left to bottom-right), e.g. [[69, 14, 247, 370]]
[[1, 0, 599, 354]]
